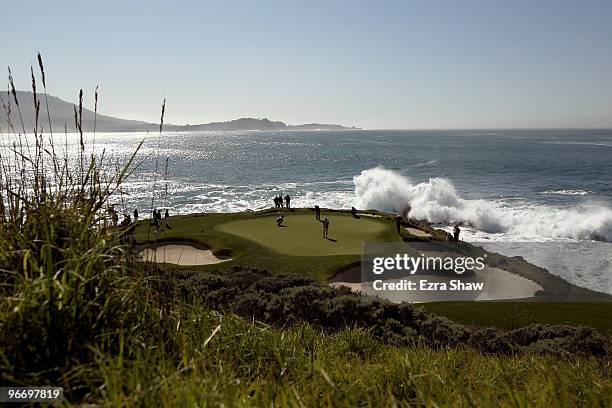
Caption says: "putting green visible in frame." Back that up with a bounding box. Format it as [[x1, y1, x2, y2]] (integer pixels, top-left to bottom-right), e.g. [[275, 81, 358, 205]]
[[216, 213, 390, 256]]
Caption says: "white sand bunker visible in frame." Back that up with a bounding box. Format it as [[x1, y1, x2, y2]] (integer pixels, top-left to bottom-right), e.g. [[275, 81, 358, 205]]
[[139, 244, 231, 265], [331, 266, 542, 303], [404, 227, 432, 238]]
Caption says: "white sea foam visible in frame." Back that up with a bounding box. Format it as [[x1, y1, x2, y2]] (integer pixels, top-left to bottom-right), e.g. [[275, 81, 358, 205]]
[[353, 166, 612, 241], [407, 159, 438, 168], [475, 241, 612, 294], [539, 189, 591, 196], [541, 141, 612, 148]]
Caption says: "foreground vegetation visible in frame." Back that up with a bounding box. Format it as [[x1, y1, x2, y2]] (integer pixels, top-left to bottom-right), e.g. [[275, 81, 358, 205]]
[[4, 257, 612, 406], [83, 310, 612, 407], [1, 58, 611, 406]]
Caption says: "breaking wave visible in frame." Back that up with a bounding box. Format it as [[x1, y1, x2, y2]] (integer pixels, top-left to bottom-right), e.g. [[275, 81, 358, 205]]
[[353, 166, 612, 241]]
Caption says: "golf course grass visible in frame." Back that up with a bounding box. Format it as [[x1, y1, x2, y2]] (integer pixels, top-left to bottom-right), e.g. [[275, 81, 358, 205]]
[[422, 301, 612, 332], [216, 213, 387, 256]]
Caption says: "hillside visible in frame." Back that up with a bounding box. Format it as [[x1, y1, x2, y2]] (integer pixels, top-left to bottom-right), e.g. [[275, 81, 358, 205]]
[[0, 91, 357, 133]]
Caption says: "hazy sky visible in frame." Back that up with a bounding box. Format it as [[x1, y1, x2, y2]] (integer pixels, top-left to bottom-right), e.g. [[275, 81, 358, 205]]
[[3, 0, 612, 129]]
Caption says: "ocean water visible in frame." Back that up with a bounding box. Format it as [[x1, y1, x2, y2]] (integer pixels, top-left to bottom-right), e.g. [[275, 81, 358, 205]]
[[2, 129, 611, 292]]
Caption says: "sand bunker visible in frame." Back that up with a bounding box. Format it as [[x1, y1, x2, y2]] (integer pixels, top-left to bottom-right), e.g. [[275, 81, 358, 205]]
[[404, 227, 432, 238], [139, 244, 231, 265], [331, 266, 542, 302]]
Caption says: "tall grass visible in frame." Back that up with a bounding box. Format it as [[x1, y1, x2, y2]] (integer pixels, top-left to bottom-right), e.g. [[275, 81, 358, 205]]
[[0, 56, 167, 395], [92, 309, 612, 407]]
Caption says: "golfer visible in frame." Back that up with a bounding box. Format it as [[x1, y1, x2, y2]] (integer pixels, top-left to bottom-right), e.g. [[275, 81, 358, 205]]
[[322, 217, 330, 238], [453, 224, 461, 245], [394, 214, 403, 234]]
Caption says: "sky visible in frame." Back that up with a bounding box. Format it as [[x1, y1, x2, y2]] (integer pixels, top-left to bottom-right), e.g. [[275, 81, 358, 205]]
[[2, 0, 612, 129]]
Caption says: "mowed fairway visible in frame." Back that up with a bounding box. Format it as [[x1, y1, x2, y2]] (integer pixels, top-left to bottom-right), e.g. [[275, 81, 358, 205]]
[[216, 213, 389, 256]]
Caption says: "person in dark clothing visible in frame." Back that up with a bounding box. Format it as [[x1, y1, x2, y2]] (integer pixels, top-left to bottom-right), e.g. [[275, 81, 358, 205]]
[[285, 194, 291, 209], [151, 209, 157, 225], [276, 213, 284, 226], [133, 208, 139, 222], [453, 224, 461, 245], [394, 214, 403, 234], [314, 205, 320, 220], [351, 206, 359, 218], [273, 196, 279, 208], [152, 209, 162, 233], [322, 217, 330, 238], [164, 209, 170, 228]]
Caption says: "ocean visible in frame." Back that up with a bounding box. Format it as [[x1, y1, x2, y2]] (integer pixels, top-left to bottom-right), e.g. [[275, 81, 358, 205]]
[[2, 129, 611, 292]]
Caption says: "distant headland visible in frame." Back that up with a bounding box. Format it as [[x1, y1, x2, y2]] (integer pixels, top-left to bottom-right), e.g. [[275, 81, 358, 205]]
[[0, 91, 359, 133]]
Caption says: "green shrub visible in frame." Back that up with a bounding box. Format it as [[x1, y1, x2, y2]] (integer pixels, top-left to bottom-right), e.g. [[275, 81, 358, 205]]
[[177, 267, 612, 358]]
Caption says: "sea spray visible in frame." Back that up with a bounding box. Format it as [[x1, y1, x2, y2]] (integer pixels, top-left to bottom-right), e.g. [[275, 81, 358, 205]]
[[352, 166, 507, 231], [352, 166, 413, 216], [353, 166, 612, 241]]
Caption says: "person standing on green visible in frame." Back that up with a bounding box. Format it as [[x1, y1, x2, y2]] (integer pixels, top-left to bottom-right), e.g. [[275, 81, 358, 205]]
[[322, 217, 330, 239]]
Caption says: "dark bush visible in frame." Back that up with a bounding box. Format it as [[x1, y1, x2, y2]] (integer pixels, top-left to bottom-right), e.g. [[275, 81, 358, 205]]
[[176, 267, 612, 358], [253, 274, 318, 293]]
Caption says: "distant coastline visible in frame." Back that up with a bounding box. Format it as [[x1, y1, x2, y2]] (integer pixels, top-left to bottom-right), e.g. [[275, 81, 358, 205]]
[[0, 91, 359, 133]]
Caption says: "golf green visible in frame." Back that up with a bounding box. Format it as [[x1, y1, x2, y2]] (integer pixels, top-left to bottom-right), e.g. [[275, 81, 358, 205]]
[[216, 213, 390, 256]]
